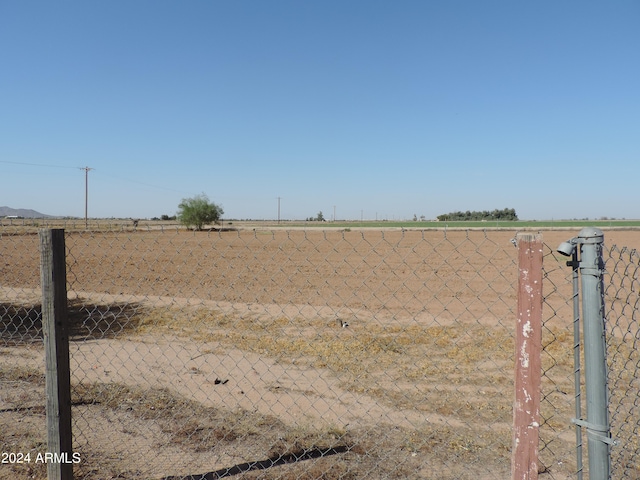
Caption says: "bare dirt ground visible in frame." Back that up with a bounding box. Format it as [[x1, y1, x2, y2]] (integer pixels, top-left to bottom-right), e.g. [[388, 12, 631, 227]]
[[1, 227, 639, 479]]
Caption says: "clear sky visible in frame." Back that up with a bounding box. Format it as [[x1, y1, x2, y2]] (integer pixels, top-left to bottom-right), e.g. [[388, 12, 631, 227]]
[[1, 1, 638, 221]]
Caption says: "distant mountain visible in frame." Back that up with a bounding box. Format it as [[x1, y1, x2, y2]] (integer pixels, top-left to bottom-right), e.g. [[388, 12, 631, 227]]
[[0, 206, 52, 218]]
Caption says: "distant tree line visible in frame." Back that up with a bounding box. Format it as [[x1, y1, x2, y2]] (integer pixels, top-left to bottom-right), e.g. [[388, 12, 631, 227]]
[[437, 208, 518, 222], [306, 211, 326, 222]]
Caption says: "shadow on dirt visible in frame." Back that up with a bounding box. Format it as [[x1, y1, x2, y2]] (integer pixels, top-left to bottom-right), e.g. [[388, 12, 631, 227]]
[[161, 445, 351, 480], [0, 299, 144, 344]]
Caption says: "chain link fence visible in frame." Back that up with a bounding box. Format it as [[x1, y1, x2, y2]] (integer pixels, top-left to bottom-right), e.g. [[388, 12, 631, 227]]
[[537, 236, 640, 480], [605, 244, 640, 478], [1, 228, 48, 479], [539, 242, 583, 478], [1, 225, 638, 479]]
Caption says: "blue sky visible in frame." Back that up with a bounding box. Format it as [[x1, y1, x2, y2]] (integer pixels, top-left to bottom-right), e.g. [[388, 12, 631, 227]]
[[1, 1, 638, 220]]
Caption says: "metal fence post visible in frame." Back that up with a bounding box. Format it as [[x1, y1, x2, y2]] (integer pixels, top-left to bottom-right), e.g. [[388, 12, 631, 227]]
[[577, 227, 611, 480], [39, 229, 74, 480], [570, 246, 584, 480]]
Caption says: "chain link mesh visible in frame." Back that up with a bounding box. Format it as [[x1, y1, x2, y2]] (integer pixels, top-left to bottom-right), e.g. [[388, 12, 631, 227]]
[[539, 244, 581, 478], [605, 244, 640, 478], [1, 224, 637, 479], [0, 229, 46, 479]]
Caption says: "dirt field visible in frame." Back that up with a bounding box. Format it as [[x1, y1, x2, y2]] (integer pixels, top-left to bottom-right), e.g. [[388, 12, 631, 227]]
[[1, 227, 639, 479]]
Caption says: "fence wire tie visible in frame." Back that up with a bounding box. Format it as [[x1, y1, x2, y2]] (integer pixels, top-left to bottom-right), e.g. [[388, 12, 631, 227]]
[[571, 418, 619, 446]]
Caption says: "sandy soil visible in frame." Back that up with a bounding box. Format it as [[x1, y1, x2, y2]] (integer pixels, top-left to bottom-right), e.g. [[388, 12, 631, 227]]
[[1, 227, 639, 479]]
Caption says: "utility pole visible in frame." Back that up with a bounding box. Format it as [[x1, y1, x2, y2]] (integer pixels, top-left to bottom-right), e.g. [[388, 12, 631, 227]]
[[277, 197, 281, 224], [80, 167, 93, 229]]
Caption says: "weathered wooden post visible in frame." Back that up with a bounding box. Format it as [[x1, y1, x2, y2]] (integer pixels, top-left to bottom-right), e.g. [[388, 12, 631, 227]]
[[512, 233, 543, 480], [40, 229, 74, 480]]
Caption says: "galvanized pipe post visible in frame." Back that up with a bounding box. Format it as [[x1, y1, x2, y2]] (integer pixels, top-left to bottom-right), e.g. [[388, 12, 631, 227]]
[[577, 227, 611, 480], [568, 246, 584, 480]]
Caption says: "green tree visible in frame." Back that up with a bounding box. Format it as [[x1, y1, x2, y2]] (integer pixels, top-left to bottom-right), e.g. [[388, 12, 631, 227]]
[[177, 194, 224, 231], [436, 208, 518, 221]]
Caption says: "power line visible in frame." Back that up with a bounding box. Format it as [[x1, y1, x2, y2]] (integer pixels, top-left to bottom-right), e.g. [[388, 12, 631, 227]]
[[97, 171, 196, 196], [0, 160, 79, 169], [1, 160, 194, 196], [2, 160, 215, 218]]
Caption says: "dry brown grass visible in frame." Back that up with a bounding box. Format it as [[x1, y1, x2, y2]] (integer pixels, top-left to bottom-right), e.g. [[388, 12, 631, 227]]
[[0, 361, 364, 480], [0, 360, 513, 480], [133, 304, 516, 420], [1, 300, 518, 479], [0, 364, 48, 480]]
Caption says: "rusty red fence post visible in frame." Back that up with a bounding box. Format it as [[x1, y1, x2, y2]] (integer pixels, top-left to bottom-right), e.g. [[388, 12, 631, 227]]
[[512, 233, 543, 480]]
